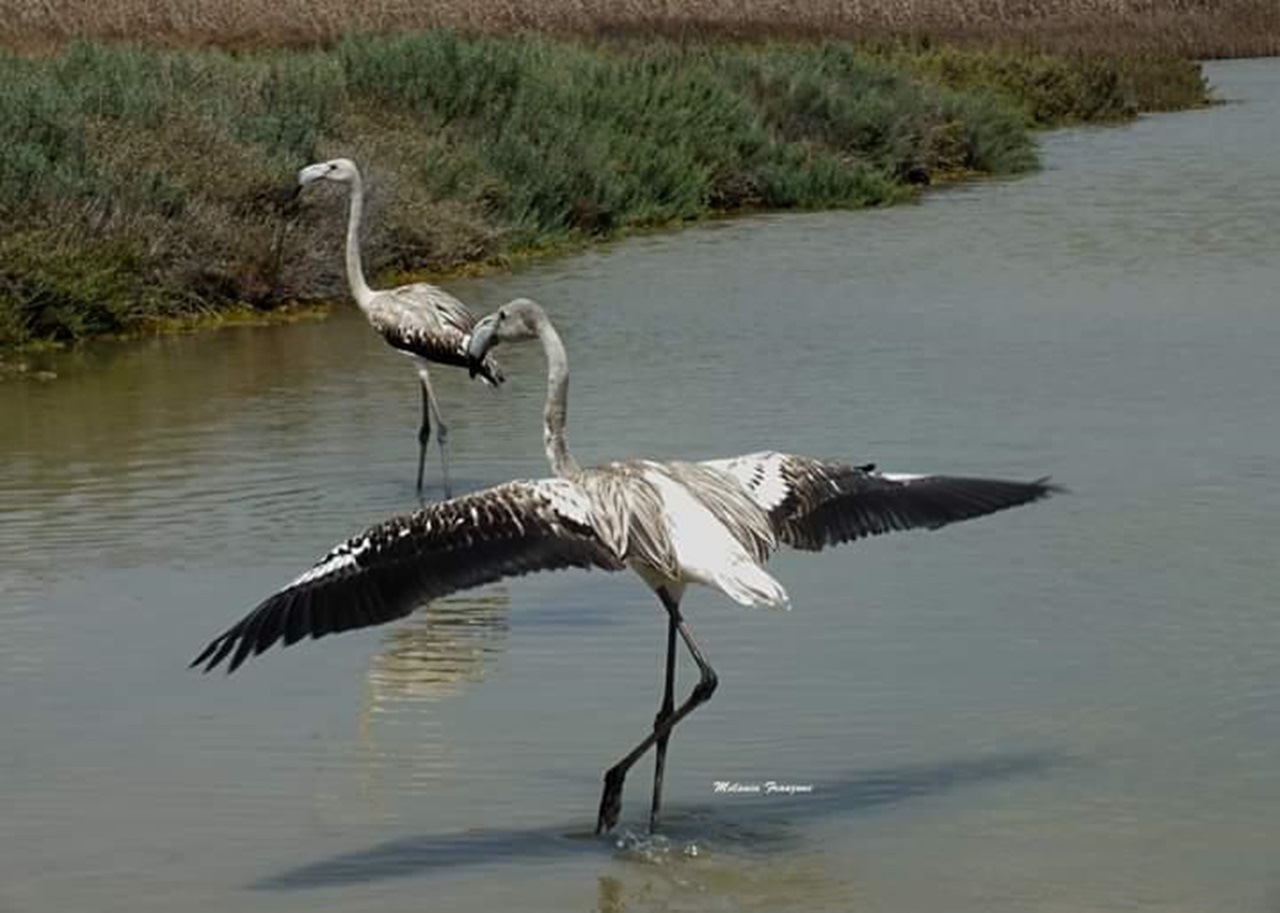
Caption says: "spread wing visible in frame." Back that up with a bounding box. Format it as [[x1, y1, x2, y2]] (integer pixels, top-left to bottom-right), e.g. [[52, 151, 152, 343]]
[[703, 451, 1061, 552], [191, 479, 621, 673]]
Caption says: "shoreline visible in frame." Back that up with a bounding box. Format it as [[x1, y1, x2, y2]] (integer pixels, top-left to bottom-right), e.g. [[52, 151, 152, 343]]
[[0, 33, 1215, 358]]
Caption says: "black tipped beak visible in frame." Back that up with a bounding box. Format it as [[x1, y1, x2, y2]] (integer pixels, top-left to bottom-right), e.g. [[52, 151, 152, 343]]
[[276, 181, 304, 217], [466, 319, 497, 377]]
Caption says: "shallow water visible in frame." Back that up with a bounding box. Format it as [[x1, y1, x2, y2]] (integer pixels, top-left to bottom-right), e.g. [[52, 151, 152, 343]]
[[3, 58, 1279, 913]]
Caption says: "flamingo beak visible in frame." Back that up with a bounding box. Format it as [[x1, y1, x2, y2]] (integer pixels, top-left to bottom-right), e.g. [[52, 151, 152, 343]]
[[466, 317, 498, 378]]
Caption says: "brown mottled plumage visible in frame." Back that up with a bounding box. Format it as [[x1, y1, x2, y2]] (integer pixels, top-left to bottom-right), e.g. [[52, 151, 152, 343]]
[[191, 479, 620, 674]]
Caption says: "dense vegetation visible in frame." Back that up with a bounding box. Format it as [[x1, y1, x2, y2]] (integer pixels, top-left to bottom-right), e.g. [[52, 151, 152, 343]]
[[3, 0, 1276, 58], [0, 30, 1209, 348]]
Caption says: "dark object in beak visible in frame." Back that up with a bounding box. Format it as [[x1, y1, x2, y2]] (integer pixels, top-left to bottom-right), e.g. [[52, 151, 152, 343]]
[[466, 319, 497, 378]]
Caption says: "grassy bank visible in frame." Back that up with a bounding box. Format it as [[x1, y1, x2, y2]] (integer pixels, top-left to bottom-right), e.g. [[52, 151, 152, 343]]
[[3, 0, 1277, 58], [0, 32, 1209, 348]]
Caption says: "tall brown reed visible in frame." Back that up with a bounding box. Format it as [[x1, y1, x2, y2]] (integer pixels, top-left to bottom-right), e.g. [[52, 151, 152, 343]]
[[1, 0, 1277, 57]]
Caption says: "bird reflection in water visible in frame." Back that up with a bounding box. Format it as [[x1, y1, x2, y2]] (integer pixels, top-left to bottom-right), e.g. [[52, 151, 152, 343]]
[[364, 588, 511, 707], [593, 849, 858, 913], [336, 588, 510, 823]]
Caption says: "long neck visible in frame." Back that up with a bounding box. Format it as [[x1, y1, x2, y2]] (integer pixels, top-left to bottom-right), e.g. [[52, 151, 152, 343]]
[[343, 172, 374, 307], [536, 314, 580, 478]]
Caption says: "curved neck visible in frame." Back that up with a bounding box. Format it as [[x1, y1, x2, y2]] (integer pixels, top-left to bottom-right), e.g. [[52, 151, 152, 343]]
[[536, 313, 580, 478], [343, 172, 374, 307]]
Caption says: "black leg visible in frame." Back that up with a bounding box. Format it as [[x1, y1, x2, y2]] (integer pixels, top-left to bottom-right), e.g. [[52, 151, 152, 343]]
[[649, 609, 678, 832], [596, 592, 718, 835], [416, 380, 431, 497], [420, 373, 453, 499]]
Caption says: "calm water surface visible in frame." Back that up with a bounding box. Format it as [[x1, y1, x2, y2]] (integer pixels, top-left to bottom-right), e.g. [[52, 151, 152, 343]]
[[3, 59, 1279, 913]]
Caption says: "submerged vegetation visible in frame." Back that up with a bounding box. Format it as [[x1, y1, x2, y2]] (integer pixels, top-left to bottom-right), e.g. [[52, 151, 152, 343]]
[[0, 28, 1212, 348]]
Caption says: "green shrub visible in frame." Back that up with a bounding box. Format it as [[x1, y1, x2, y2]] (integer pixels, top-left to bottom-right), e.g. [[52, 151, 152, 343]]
[[0, 32, 1200, 348]]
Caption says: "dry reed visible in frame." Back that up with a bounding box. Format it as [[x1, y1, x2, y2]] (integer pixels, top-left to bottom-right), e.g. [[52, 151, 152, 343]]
[[1, 0, 1277, 57]]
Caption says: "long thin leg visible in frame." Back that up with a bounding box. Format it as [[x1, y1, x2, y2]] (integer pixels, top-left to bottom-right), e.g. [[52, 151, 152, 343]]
[[649, 612, 678, 832], [423, 376, 452, 499], [416, 378, 431, 497], [597, 594, 718, 835]]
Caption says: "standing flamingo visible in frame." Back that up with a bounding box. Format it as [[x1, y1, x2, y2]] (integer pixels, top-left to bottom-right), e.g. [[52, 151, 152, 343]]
[[296, 158, 505, 497]]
